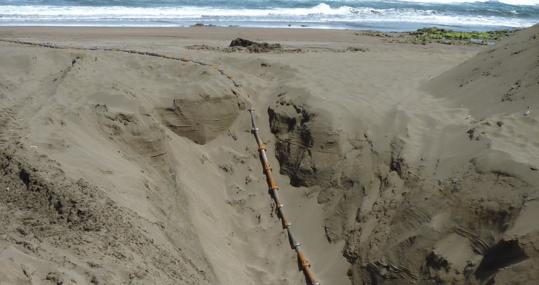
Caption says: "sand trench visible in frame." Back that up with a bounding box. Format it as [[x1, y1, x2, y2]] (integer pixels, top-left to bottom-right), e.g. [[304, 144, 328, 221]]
[[0, 25, 538, 285]]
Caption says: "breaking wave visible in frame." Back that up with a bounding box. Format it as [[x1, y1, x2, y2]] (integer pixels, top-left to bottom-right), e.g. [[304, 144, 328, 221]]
[[0, 1, 538, 30]]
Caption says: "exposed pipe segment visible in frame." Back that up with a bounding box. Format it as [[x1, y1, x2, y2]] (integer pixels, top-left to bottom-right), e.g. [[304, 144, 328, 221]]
[[248, 109, 320, 285]]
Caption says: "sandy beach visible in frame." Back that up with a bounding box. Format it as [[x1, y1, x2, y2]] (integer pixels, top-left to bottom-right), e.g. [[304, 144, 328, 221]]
[[0, 25, 538, 285]]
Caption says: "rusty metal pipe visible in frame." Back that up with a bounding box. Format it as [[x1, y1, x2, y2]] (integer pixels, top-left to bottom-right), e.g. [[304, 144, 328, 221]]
[[287, 228, 301, 249], [248, 109, 320, 285], [297, 250, 320, 285]]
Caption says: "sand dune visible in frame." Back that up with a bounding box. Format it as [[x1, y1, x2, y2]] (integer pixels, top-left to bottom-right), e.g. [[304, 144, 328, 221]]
[[427, 24, 539, 118], [0, 26, 537, 285]]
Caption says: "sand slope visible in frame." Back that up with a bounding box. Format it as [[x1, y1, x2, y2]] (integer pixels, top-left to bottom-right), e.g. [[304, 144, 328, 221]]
[[427, 24, 539, 118], [262, 25, 539, 284], [0, 32, 344, 285], [0, 25, 537, 285]]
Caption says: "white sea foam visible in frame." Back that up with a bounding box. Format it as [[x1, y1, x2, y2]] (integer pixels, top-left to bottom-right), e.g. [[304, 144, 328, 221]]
[[0, 3, 536, 29], [393, 0, 539, 5], [0, 4, 353, 18], [327, 0, 539, 5]]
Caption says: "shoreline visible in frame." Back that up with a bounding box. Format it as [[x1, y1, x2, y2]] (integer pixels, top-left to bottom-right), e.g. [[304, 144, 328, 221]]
[[0, 23, 527, 31], [0, 25, 515, 47], [0, 26, 381, 41]]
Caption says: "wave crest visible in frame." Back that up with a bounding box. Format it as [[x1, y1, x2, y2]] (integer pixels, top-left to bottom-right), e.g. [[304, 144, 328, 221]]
[[0, 2, 537, 29]]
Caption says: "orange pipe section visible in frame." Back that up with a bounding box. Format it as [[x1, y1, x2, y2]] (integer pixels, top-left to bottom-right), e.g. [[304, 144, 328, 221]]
[[249, 109, 320, 285]]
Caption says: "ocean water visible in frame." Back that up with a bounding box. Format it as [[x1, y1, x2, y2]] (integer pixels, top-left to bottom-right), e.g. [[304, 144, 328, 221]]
[[0, 0, 538, 31]]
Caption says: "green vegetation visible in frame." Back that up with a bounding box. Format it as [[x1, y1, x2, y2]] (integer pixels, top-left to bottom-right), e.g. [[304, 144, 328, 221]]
[[409, 27, 516, 45]]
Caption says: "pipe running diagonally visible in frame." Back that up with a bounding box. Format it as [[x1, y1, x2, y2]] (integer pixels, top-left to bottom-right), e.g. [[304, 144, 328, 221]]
[[248, 109, 320, 285]]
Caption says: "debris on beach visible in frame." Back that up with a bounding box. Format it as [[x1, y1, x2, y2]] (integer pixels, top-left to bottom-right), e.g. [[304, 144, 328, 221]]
[[229, 38, 282, 53]]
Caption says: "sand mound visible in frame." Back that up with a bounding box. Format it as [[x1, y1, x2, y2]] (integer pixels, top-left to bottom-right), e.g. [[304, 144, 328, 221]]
[[0, 43, 248, 285], [427, 24, 539, 117], [262, 27, 539, 285]]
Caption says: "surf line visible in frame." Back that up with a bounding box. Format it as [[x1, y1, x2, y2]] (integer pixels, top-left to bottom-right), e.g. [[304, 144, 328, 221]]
[[0, 38, 241, 88], [248, 109, 320, 285]]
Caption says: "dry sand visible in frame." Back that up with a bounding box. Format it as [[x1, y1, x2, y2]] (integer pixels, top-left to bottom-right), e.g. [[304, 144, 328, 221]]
[[0, 25, 537, 285]]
